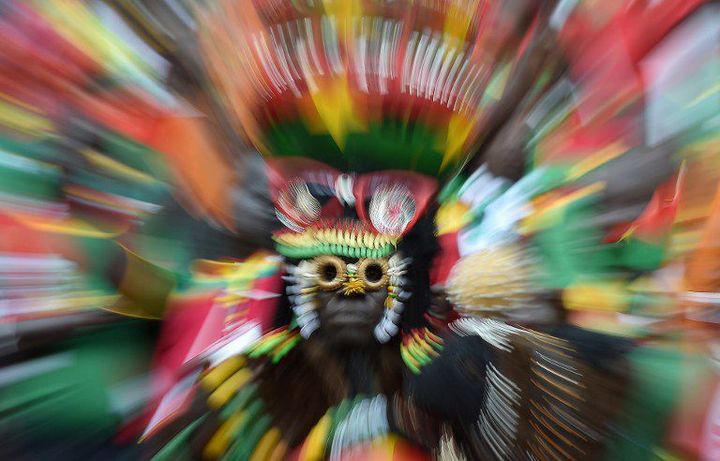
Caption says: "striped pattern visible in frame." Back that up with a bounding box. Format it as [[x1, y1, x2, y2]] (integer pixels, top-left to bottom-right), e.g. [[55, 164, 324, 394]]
[[197, 0, 507, 177], [452, 318, 623, 460]]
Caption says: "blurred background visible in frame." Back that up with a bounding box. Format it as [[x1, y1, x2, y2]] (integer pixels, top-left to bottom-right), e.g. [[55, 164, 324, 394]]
[[0, 0, 718, 460]]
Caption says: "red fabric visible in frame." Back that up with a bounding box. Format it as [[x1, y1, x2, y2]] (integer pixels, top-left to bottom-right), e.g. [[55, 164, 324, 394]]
[[667, 368, 720, 459], [354, 170, 438, 236], [75, 90, 166, 143], [150, 291, 220, 403], [430, 232, 460, 286], [620, 0, 708, 63], [556, 0, 707, 132], [133, 291, 223, 438], [604, 170, 683, 244], [245, 272, 284, 332], [266, 157, 438, 236], [288, 438, 430, 460], [632, 170, 683, 241], [391, 439, 432, 460], [700, 380, 720, 460], [0, 213, 58, 254], [0, 1, 168, 144], [265, 157, 339, 204]]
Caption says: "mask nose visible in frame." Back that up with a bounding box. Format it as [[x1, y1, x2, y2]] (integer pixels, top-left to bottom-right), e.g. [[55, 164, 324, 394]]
[[341, 277, 365, 296]]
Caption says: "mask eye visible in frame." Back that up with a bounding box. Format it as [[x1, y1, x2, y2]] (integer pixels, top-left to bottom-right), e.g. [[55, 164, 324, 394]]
[[358, 258, 389, 290], [313, 255, 346, 290]]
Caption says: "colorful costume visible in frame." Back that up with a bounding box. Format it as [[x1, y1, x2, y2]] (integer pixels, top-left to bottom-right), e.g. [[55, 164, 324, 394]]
[[134, 2, 645, 459]]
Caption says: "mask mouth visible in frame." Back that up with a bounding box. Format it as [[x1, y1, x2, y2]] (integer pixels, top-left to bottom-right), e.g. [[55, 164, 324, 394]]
[[315, 290, 387, 337], [326, 313, 373, 327]]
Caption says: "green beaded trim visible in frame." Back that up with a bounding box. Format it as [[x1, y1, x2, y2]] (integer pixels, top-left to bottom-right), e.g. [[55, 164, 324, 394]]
[[275, 242, 396, 259], [401, 329, 444, 375], [248, 328, 301, 363]]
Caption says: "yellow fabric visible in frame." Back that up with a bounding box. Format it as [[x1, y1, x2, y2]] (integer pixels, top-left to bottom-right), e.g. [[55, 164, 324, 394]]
[[0, 97, 53, 134], [268, 440, 289, 461], [39, 0, 152, 76], [565, 142, 627, 181], [200, 357, 246, 392], [298, 413, 332, 461], [250, 427, 282, 461], [8, 212, 127, 239], [321, 0, 362, 37], [520, 182, 605, 234], [110, 244, 176, 320], [309, 77, 366, 150], [442, 113, 475, 170], [204, 411, 245, 460], [444, 1, 480, 43], [435, 200, 472, 235], [563, 280, 630, 312], [82, 150, 158, 185], [369, 435, 400, 459], [207, 368, 252, 409]]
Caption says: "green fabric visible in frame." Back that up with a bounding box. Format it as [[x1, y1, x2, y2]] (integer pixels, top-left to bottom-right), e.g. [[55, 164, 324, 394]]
[[150, 416, 207, 461], [224, 413, 272, 461], [614, 237, 668, 272], [437, 172, 466, 203], [0, 145, 62, 201], [264, 118, 454, 179], [220, 384, 258, 421], [533, 196, 615, 289], [0, 323, 152, 442], [603, 346, 687, 460], [0, 136, 57, 163]]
